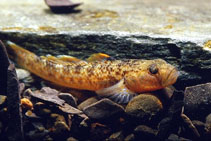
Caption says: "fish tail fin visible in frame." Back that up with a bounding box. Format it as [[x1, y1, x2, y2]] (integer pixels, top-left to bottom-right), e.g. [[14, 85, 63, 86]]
[[6, 41, 38, 68]]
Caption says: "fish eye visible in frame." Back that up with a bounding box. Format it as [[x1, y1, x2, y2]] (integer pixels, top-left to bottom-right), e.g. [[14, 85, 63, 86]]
[[149, 64, 158, 74]]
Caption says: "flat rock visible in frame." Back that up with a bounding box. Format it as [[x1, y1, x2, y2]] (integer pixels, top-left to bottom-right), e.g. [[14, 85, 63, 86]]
[[125, 94, 163, 121], [184, 83, 211, 119], [0, 0, 211, 89], [83, 98, 124, 120], [78, 96, 99, 110], [58, 93, 77, 107]]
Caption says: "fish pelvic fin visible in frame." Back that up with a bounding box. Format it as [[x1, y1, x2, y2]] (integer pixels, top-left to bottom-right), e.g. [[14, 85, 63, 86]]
[[96, 79, 136, 104]]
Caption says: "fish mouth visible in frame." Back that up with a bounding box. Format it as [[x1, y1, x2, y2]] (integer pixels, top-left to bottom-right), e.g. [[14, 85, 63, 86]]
[[161, 67, 179, 87]]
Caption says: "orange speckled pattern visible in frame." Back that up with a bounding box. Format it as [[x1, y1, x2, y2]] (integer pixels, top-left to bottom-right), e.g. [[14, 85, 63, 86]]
[[7, 42, 179, 94]]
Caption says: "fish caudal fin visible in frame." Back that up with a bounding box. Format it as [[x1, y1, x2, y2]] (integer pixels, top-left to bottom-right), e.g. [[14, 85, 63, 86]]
[[96, 79, 136, 104], [6, 41, 38, 68]]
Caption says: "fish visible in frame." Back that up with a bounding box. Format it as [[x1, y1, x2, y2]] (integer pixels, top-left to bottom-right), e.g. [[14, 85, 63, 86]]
[[6, 41, 179, 103]]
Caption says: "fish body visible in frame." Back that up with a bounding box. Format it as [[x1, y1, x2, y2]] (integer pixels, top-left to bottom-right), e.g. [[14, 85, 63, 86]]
[[7, 41, 178, 103]]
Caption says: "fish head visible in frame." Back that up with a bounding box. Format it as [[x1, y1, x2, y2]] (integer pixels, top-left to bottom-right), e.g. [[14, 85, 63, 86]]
[[125, 59, 179, 93]]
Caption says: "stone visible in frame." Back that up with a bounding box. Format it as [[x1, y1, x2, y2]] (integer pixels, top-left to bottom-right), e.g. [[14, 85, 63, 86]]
[[49, 113, 70, 140], [21, 98, 33, 110], [192, 120, 206, 138], [66, 137, 78, 141], [34, 102, 52, 116], [59, 103, 82, 114], [90, 122, 112, 141], [125, 94, 163, 121], [26, 88, 64, 106], [184, 83, 211, 119], [204, 114, 211, 140], [83, 98, 124, 120], [45, 0, 82, 14], [167, 134, 179, 141], [78, 96, 99, 110], [0, 95, 7, 106], [124, 134, 135, 141], [107, 131, 124, 141], [58, 93, 77, 107], [134, 125, 157, 140]]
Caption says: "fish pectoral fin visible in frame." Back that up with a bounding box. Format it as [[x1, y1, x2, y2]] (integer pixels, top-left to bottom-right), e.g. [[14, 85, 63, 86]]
[[96, 79, 136, 104], [57, 55, 82, 63], [86, 53, 112, 62]]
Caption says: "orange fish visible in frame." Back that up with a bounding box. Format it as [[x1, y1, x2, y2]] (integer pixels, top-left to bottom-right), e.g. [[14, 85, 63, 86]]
[[7, 41, 178, 103]]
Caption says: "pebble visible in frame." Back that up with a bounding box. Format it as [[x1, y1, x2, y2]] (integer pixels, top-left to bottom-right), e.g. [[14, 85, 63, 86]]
[[205, 113, 211, 140], [0, 95, 6, 105], [83, 98, 124, 120], [21, 98, 33, 110], [90, 122, 111, 141], [49, 113, 70, 139], [58, 93, 77, 107], [78, 96, 99, 110], [107, 131, 124, 141], [66, 137, 78, 141], [184, 83, 211, 119], [34, 102, 52, 116], [134, 125, 157, 140], [125, 94, 163, 121], [124, 134, 135, 141]]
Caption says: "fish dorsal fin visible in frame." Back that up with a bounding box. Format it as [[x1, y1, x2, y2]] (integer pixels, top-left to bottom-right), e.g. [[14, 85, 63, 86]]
[[86, 53, 111, 62], [57, 55, 82, 63], [41, 55, 84, 64], [96, 79, 136, 104]]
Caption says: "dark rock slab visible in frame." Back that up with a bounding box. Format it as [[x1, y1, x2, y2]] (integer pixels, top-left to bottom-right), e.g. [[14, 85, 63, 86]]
[[184, 83, 211, 120], [7, 64, 24, 141], [83, 98, 124, 120], [0, 40, 10, 95]]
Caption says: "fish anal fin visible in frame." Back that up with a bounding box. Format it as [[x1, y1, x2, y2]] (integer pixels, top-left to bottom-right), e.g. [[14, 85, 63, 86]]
[[86, 53, 111, 62], [96, 79, 136, 104]]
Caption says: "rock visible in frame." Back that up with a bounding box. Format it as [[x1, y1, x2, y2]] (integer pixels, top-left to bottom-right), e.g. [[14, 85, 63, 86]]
[[66, 137, 78, 141], [59, 103, 82, 114], [184, 83, 211, 119], [45, 0, 82, 14], [167, 134, 179, 141], [26, 122, 49, 141], [58, 93, 77, 107], [49, 113, 70, 140], [0, 95, 7, 106], [124, 134, 135, 141], [125, 94, 163, 121], [107, 131, 124, 141], [34, 102, 52, 116], [205, 114, 211, 141], [25, 110, 41, 119], [134, 125, 157, 140], [192, 120, 206, 138], [21, 98, 33, 110], [90, 122, 112, 141], [83, 98, 124, 120], [78, 96, 99, 110]]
